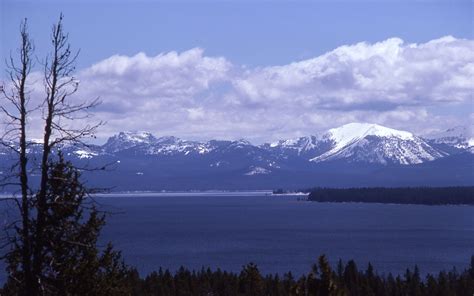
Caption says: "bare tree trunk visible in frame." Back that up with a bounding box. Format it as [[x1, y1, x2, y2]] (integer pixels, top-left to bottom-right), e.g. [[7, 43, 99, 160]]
[[1, 19, 35, 296], [31, 15, 101, 293], [32, 22, 58, 287], [17, 22, 35, 296]]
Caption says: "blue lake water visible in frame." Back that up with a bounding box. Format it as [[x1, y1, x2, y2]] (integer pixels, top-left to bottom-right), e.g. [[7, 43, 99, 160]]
[[1, 192, 473, 282], [98, 193, 473, 277]]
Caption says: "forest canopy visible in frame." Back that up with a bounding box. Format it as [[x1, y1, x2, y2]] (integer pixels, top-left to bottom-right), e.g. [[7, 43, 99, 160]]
[[307, 187, 474, 205]]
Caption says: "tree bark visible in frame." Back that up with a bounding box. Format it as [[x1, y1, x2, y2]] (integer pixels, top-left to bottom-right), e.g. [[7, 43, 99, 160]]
[[18, 21, 34, 296]]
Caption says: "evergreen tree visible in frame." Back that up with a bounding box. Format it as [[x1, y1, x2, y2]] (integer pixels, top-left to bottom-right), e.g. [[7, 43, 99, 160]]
[[306, 262, 320, 295], [283, 271, 295, 295], [470, 256, 474, 279], [343, 260, 360, 296], [239, 263, 265, 296], [317, 255, 339, 296], [3, 156, 131, 295]]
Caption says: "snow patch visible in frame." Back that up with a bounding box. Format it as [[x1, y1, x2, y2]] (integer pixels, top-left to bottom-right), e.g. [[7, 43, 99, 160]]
[[268, 135, 321, 155], [210, 161, 228, 168], [468, 138, 474, 147], [245, 167, 271, 176], [73, 149, 98, 159], [425, 125, 474, 150]]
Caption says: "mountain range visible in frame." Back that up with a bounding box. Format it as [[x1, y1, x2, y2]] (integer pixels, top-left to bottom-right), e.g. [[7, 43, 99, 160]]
[[1, 123, 473, 190]]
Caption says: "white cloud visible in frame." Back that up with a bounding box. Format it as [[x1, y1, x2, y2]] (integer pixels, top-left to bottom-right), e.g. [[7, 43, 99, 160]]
[[79, 48, 232, 113], [234, 36, 474, 111], [3, 37, 473, 143]]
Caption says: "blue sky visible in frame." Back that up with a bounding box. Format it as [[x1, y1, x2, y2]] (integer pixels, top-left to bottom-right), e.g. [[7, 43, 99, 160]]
[[3, 1, 472, 69], [1, 0, 473, 143]]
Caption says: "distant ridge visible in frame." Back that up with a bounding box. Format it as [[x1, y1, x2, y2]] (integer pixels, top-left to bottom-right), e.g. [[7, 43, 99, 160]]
[[1, 123, 472, 190]]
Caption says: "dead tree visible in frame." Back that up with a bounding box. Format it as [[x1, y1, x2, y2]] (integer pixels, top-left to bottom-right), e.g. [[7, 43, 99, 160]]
[[31, 14, 101, 289], [0, 15, 117, 296], [0, 19, 35, 296]]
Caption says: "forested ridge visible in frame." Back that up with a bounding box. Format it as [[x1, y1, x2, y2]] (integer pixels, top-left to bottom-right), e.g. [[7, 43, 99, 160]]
[[3, 254, 474, 295], [307, 187, 474, 205], [105, 255, 474, 295]]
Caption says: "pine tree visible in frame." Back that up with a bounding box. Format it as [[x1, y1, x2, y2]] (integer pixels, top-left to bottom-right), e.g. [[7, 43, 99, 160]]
[[470, 256, 474, 279], [3, 155, 131, 295], [318, 255, 339, 296], [306, 262, 319, 295], [344, 260, 360, 296], [239, 263, 265, 296]]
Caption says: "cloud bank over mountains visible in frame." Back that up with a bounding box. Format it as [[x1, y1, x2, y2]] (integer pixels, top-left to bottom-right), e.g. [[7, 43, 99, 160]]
[[7, 36, 474, 143]]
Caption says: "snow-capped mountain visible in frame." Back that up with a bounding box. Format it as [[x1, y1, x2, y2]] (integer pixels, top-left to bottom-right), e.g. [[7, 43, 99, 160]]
[[424, 125, 474, 152], [262, 135, 332, 159], [1, 123, 472, 190], [102, 131, 272, 157], [309, 123, 445, 165], [102, 131, 213, 156], [91, 123, 469, 177], [4, 124, 471, 166], [102, 131, 157, 153]]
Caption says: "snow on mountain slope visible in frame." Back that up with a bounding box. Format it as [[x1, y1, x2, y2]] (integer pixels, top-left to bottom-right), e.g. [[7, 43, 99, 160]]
[[325, 123, 415, 151], [71, 149, 98, 159], [269, 136, 321, 154], [262, 136, 336, 162], [103, 131, 157, 153], [53, 123, 469, 166], [101, 131, 211, 155], [310, 123, 444, 165], [425, 125, 474, 151], [245, 166, 271, 176], [148, 136, 213, 155]]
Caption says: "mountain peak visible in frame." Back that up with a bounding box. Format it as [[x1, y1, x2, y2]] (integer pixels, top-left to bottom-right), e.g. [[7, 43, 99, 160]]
[[310, 123, 440, 165], [232, 139, 252, 146], [327, 123, 415, 150], [117, 131, 156, 143], [103, 131, 157, 153], [94, 124, 464, 165]]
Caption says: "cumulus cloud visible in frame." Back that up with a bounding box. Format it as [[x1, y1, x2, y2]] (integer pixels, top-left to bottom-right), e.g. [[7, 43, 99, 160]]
[[79, 48, 232, 114], [233, 36, 474, 111], [3, 37, 473, 143]]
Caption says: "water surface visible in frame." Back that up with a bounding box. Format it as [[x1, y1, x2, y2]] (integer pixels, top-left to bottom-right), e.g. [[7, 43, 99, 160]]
[[96, 193, 474, 277]]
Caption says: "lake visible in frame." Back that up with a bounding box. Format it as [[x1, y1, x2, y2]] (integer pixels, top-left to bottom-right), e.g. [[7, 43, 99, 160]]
[[98, 192, 474, 277], [1, 192, 473, 283]]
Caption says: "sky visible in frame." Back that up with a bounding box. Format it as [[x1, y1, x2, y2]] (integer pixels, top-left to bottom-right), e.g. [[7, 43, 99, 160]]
[[1, 0, 473, 144]]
